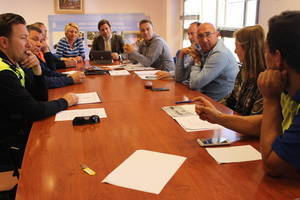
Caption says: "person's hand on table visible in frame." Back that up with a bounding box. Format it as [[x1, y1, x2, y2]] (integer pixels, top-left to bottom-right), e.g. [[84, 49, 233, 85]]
[[69, 71, 86, 83], [62, 92, 78, 107], [155, 71, 171, 79], [193, 96, 223, 124]]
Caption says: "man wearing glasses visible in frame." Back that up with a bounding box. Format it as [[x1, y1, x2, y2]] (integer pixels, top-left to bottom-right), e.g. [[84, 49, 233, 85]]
[[189, 23, 239, 101]]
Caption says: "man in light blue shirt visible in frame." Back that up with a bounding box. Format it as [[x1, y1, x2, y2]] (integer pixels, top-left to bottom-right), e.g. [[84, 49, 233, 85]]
[[175, 22, 201, 85], [190, 23, 239, 101]]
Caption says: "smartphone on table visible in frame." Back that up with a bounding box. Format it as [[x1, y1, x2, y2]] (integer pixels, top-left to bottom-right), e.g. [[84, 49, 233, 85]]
[[197, 137, 231, 147]]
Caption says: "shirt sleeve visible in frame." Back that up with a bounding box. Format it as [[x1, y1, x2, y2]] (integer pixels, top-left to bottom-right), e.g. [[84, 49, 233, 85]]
[[272, 112, 300, 170], [189, 50, 229, 90], [128, 39, 163, 67], [54, 39, 65, 58], [0, 70, 68, 121], [78, 38, 85, 59]]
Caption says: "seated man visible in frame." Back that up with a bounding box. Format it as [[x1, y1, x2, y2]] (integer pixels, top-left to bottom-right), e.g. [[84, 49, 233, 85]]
[[89, 19, 124, 60], [0, 13, 78, 166], [194, 11, 300, 176], [27, 25, 85, 89], [32, 22, 77, 70], [156, 22, 201, 81], [124, 19, 175, 72], [190, 23, 239, 101]]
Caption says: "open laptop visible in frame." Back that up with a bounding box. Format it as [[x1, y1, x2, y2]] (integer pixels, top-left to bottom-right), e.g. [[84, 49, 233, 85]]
[[90, 50, 113, 65]]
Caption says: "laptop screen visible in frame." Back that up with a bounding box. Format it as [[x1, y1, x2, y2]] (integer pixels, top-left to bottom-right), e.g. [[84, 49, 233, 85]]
[[90, 50, 112, 64]]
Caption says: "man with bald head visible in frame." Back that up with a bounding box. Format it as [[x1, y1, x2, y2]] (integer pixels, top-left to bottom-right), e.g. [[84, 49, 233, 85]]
[[156, 22, 201, 81], [190, 23, 238, 101]]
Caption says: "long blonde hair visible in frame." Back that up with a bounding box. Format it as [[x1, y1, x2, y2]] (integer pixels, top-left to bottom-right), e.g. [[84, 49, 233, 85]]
[[234, 25, 266, 80]]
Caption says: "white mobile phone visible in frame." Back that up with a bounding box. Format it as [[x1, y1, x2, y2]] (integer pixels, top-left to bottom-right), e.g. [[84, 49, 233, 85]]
[[197, 137, 231, 147]]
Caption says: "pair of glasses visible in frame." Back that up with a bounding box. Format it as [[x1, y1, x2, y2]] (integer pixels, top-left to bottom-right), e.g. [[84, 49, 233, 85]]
[[198, 32, 216, 39]]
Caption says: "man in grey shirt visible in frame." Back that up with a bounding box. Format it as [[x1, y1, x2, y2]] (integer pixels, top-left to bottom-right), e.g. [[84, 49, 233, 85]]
[[124, 19, 174, 71], [190, 23, 239, 101]]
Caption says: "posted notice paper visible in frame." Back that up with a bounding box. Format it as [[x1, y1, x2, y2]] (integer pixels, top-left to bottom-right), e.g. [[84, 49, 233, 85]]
[[55, 108, 107, 121], [102, 150, 186, 194], [206, 145, 262, 164]]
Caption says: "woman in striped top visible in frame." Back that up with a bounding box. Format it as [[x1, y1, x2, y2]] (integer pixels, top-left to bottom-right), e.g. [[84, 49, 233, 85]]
[[55, 22, 85, 63]]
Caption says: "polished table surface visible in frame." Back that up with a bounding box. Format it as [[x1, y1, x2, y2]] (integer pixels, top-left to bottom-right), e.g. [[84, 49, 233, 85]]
[[16, 66, 300, 200]]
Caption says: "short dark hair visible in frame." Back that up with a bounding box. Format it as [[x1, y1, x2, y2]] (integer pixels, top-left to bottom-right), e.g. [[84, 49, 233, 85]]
[[98, 19, 111, 31], [139, 19, 153, 26], [26, 25, 42, 33], [267, 10, 300, 72], [32, 22, 45, 28], [0, 13, 26, 37]]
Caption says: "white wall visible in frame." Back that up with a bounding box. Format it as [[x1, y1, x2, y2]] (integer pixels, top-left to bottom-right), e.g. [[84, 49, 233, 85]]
[[259, 0, 300, 31], [1, 0, 299, 56], [0, 0, 181, 54]]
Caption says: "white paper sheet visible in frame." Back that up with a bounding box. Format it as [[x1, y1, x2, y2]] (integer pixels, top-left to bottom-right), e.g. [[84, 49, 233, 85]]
[[102, 150, 186, 194], [76, 92, 101, 104], [162, 104, 197, 118], [162, 104, 223, 132], [55, 108, 106, 121], [124, 63, 154, 71], [109, 70, 130, 76], [61, 70, 77, 75], [174, 115, 224, 132], [134, 70, 160, 80], [206, 145, 262, 164]]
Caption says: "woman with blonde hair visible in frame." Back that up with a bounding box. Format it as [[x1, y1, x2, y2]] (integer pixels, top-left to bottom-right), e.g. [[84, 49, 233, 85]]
[[55, 22, 85, 63], [220, 25, 266, 115]]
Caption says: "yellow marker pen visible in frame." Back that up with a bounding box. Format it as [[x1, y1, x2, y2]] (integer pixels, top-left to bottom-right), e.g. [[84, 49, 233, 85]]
[[80, 164, 96, 175]]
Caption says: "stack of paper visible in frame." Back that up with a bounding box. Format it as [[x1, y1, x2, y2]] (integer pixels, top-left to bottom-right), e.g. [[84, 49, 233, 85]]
[[55, 108, 107, 121], [162, 104, 224, 132], [124, 63, 155, 71], [102, 150, 186, 194], [134, 70, 160, 80], [109, 70, 130, 76], [76, 92, 101, 104], [206, 145, 262, 164]]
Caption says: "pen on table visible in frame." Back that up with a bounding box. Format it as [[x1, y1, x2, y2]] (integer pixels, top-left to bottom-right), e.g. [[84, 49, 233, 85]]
[[175, 100, 193, 104], [145, 76, 157, 79]]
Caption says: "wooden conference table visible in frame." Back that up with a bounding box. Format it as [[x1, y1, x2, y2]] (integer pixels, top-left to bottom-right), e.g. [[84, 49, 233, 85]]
[[16, 63, 300, 200]]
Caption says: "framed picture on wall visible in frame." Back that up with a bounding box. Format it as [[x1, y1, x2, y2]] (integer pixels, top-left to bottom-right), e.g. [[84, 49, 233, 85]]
[[54, 0, 84, 14]]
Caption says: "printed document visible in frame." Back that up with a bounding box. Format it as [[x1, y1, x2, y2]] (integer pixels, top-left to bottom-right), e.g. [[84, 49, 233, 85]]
[[134, 70, 160, 80], [124, 63, 154, 71], [162, 104, 224, 132], [55, 108, 106, 121], [76, 92, 101, 104], [102, 150, 186, 194], [206, 145, 262, 164], [109, 70, 130, 76]]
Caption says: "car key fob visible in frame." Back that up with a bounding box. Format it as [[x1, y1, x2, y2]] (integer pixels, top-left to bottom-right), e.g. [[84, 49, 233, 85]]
[[72, 115, 100, 126]]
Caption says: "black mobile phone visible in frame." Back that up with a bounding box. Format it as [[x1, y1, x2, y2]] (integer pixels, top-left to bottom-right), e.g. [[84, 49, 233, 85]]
[[197, 137, 231, 147], [72, 115, 100, 126], [151, 87, 169, 91]]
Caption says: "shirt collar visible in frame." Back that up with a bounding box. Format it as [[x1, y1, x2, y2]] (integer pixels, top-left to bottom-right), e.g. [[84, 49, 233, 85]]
[[102, 34, 112, 41], [0, 50, 18, 69]]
